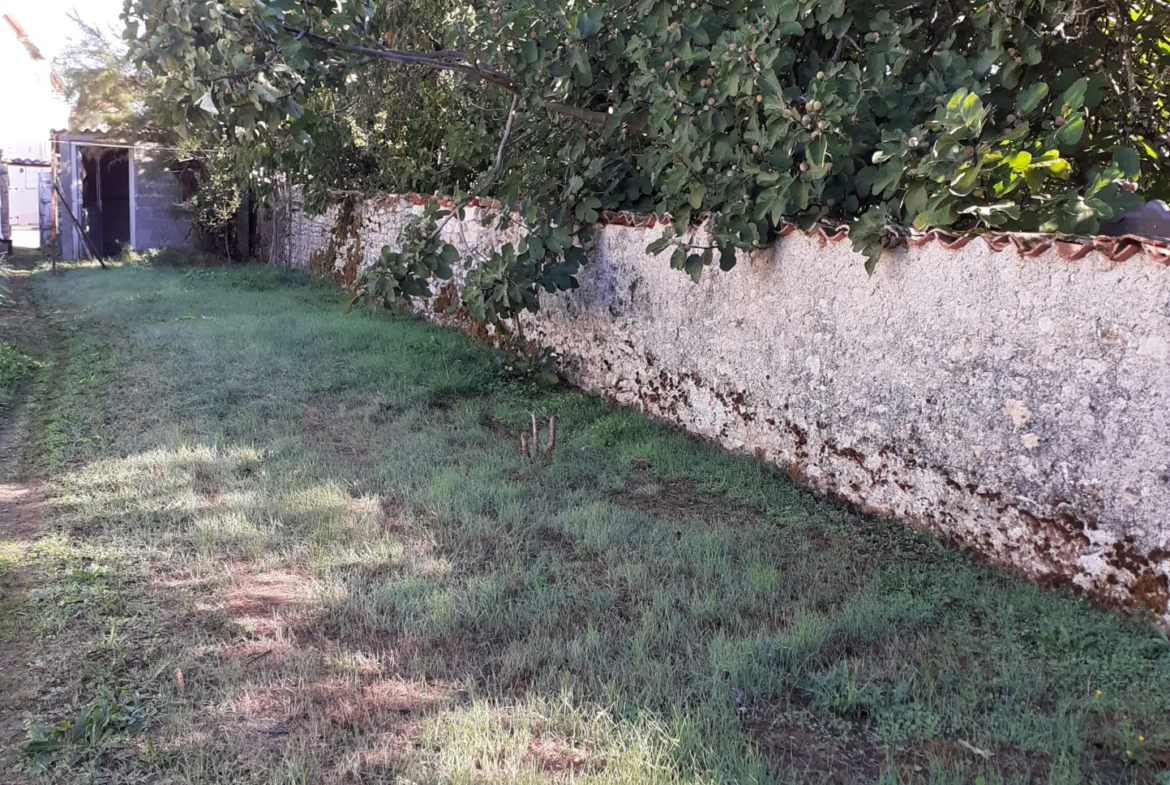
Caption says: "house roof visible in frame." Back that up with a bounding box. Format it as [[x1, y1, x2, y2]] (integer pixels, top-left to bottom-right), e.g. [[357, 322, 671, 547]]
[[52, 129, 136, 148], [2, 13, 44, 61], [54, 128, 117, 138]]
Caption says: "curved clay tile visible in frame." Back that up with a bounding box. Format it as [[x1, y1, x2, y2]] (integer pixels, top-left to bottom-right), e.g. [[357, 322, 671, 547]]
[[980, 234, 1011, 252], [935, 231, 974, 250], [318, 191, 1170, 266], [1146, 245, 1170, 265], [1007, 236, 1052, 258], [1053, 241, 1093, 261], [1094, 239, 1142, 262]]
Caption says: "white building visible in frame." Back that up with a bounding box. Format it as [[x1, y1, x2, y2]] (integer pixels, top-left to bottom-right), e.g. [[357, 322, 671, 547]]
[[0, 11, 69, 248]]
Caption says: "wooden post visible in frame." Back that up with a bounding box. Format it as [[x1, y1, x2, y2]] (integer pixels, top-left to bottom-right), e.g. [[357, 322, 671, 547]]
[[53, 181, 105, 268], [50, 134, 58, 274]]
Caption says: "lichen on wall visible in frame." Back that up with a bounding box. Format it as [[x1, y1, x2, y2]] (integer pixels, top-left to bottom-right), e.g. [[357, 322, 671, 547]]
[[306, 196, 365, 286], [263, 195, 1170, 629]]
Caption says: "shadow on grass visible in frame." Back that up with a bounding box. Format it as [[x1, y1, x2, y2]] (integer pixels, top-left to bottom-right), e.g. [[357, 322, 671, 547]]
[[8, 261, 1170, 785]]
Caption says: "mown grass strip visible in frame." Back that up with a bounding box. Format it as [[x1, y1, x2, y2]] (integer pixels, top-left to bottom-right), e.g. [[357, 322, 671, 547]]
[[3, 259, 1167, 785]]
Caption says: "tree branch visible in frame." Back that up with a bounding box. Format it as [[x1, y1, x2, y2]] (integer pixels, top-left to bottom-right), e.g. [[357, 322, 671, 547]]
[[284, 26, 614, 125], [492, 94, 521, 178], [428, 93, 520, 243], [541, 101, 612, 125], [212, 49, 279, 81], [302, 31, 519, 89], [213, 30, 303, 82]]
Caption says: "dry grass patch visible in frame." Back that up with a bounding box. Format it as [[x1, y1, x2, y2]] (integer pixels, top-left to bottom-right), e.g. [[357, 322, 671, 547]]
[[525, 736, 591, 775], [304, 400, 381, 464], [238, 676, 448, 735]]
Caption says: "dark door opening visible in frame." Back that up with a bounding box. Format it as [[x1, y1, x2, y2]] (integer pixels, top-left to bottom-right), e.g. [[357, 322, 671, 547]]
[[80, 147, 131, 257]]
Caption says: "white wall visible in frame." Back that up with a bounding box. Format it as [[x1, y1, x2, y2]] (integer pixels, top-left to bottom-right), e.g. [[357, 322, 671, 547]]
[[0, 17, 69, 167], [4, 162, 46, 228], [262, 195, 1170, 629]]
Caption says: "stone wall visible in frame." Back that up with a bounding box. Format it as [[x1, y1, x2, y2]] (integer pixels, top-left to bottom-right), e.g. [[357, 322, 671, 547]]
[[261, 195, 1170, 627]]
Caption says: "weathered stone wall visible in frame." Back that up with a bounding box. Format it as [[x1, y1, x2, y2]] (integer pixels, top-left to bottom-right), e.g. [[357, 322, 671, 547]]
[[262, 196, 1170, 627]]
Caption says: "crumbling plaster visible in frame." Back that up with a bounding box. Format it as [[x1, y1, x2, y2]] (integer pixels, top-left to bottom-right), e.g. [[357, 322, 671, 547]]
[[262, 196, 1170, 627]]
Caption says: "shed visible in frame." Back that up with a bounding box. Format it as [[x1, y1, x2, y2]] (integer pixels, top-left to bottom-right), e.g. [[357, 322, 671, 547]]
[[53, 130, 192, 260]]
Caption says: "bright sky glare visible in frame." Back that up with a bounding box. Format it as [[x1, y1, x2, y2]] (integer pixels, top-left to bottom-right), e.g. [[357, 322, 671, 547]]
[[2, 0, 124, 61], [0, 0, 125, 157]]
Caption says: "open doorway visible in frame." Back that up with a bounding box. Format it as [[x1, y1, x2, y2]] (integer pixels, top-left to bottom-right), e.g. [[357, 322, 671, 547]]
[[79, 146, 131, 257]]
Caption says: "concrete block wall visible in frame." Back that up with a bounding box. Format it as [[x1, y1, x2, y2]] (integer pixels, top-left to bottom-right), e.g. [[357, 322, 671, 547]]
[[133, 148, 191, 251], [261, 195, 1170, 628]]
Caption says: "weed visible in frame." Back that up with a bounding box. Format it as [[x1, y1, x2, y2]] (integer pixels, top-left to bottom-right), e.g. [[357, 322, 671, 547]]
[[805, 661, 885, 719], [226, 265, 314, 291], [497, 342, 561, 388], [0, 254, 11, 307], [0, 343, 39, 393], [120, 246, 220, 268], [19, 686, 154, 773]]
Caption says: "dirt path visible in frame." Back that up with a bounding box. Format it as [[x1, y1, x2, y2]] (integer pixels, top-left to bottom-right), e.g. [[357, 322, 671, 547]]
[[0, 258, 47, 763], [0, 480, 40, 753]]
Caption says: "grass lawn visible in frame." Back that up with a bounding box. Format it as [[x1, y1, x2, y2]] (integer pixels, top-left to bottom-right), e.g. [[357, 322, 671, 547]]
[[1, 257, 1168, 784]]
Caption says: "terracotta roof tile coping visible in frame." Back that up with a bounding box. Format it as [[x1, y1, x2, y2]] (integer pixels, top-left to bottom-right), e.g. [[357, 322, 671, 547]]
[[349, 192, 1170, 265]]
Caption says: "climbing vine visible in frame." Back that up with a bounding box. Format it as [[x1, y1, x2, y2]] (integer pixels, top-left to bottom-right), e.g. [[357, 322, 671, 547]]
[[127, 0, 1165, 317]]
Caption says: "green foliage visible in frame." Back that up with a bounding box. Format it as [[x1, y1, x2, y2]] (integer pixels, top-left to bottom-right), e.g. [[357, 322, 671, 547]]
[[361, 201, 458, 305], [20, 686, 153, 773], [126, 0, 1167, 317], [54, 12, 157, 137], [178, 150, 245, 254], [55, 13, 249, 260], [497, 343, 562, 387], [461, 227, 586, 324], [0, 343, 40, 393]]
